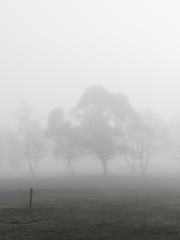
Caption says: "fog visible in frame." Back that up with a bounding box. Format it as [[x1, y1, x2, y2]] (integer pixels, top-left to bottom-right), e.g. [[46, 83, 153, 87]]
[[1, 0, 180, 123], [1, 0, 180, 180]]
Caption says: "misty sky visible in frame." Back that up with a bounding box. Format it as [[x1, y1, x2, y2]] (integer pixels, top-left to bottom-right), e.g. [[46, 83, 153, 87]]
[[1, 0, 180, 125]]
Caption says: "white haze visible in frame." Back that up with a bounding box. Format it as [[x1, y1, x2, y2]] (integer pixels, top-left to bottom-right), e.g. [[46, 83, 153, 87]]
[[0, 0, 180, 179], [0, 0, 180, 125]]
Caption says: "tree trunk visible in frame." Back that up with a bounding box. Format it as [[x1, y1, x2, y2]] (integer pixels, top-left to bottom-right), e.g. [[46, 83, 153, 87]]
[[140, 151, 150, 176], [66, 160, 70, 176], [67, 158, 75, 176], [101, 160, 108, 175], [131, 157, 136, 175], [140, 158, 146, 176], [25, 138, 34, 178], [125, 155, 136, 175], [24, 126, 35, 178]]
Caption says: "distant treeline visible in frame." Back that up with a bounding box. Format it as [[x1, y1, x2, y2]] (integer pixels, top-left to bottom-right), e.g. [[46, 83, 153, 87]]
[[0, 85, 179, 176]]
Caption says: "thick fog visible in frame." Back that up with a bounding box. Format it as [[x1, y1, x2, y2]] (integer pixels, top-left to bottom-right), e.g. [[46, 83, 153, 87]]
[[0, 0, 180, 179]]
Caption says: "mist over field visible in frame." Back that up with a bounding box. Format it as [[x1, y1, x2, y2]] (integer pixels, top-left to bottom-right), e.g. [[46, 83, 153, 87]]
[[1, 1, 180, 180], [0, 83, 179, 181], [2, 1, 180, 239]]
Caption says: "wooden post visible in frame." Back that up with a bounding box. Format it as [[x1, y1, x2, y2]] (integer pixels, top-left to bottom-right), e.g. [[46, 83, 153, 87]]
[[29, 188, 33, 208]]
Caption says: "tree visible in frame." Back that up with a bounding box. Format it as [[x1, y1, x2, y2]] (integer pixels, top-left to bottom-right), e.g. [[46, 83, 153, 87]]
[[75, 85, 136, 175], [15, 103, 45, 177], [45, 108, 82, 176], [79, 106, 115, 175], [109, 92, 140, 169], [123, 110, 164, 175]]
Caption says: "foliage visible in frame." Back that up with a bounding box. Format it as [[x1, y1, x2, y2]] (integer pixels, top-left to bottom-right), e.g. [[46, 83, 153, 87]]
[[45, 108, 83, 175], [75, 85, 136, 174]]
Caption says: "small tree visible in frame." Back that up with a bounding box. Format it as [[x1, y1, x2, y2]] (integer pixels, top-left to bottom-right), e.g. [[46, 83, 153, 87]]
[[15, 103, 45, 177], [123, 111, 164, 175], [45, 108, 82, 176]]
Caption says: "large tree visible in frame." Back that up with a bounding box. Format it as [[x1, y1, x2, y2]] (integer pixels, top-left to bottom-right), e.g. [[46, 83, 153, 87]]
[[75, 85, 136, 175], [79, 106, 115, 175]]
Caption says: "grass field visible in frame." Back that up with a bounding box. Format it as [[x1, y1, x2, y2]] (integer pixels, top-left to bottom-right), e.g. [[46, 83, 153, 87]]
[[1, 176, 180, 239]]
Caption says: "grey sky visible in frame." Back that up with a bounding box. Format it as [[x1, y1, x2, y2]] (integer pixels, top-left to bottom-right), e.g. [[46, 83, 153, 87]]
[[0, 0, 180, 125]]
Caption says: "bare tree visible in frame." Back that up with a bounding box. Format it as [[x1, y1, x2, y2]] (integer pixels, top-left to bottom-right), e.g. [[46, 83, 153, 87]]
[[15, 103, 45, 177], [123, 110, 164, 175]]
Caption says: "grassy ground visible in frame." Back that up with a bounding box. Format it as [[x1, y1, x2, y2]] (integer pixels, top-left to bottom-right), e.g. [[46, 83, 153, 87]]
[[1, 177, 180, 239]]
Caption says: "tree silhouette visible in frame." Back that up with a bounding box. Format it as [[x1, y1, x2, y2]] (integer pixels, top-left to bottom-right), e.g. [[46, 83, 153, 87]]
[[15, 103, 45, 177], [123, 110, 164, 175], [45, 108, 82, 176], [75, 85, 135, 175]]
